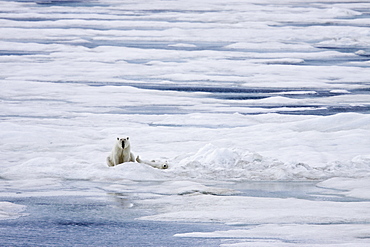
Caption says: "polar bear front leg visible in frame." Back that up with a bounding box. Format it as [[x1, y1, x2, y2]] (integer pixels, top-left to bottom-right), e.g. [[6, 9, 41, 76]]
[[107, 156, 114, 167], [129, 152, 136, 162], [113, 155, 122, 166]]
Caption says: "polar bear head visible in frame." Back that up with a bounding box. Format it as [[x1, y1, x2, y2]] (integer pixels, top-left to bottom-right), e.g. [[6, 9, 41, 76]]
[[117, 137, 130, 149]]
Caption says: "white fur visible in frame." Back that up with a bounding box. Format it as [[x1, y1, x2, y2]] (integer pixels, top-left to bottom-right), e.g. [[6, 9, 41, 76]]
[[107, 137, 135, 167], [136, 156, 168, 169]]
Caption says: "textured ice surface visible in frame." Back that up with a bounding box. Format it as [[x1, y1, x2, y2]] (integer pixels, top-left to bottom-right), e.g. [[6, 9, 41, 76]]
[[0, 202, 27, 221], [1, 0, 370, 246]]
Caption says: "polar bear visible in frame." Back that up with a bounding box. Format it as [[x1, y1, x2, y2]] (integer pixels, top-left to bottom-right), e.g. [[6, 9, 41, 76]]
[[106, 137, 135, 167], [136, 156, 169, 169]]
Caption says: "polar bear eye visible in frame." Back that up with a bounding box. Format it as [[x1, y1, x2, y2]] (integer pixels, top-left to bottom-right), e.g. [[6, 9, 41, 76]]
[[127, 137, 129, 140]]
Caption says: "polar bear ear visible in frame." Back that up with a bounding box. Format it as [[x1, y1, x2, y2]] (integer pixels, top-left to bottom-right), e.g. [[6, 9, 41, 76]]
[[117, 137, 119, 140], [127, 137, 129, 140]]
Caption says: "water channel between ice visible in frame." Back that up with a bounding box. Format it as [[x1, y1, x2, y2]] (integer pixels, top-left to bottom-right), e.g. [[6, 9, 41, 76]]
[[1, 180, 368, 247]]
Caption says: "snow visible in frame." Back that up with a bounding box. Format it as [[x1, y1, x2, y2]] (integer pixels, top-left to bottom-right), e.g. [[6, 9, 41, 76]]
[[0, 202, 27, 221], [318, 176, 370, 200], [180, 224, 370, 247], [0, 0, 370, 245], [139, 193, 370, 224]]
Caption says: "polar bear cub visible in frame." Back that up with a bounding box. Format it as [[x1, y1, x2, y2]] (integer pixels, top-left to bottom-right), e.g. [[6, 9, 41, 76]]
[[107, 137, 135, 167], [136, 156, 168, 169]]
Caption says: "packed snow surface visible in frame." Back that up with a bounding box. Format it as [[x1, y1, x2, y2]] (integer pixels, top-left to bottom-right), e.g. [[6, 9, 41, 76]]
[[0, 202, 27, 220], [1, 0, 370, 246]]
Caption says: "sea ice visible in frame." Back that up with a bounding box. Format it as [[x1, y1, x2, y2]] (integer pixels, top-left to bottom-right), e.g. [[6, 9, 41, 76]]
[[0, 202, 27, 220], [1, 0, 370, 246]]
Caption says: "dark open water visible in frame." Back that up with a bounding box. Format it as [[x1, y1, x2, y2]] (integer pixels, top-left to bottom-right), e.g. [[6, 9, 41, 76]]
[[1, 180, 367, 247], [0, 193, 226, 247]]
